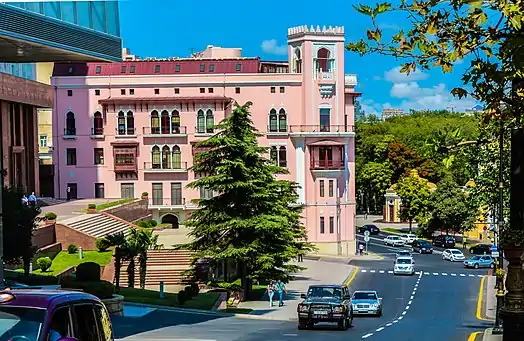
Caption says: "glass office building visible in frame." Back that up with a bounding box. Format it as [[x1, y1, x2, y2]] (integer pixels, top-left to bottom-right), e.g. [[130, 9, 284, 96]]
[[0, 62, 36, 80]]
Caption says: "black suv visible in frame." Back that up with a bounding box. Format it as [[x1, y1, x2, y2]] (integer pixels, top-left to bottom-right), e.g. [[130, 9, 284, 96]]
[[432, 235, 456, 248], [297, 284, 353, 330], [412, 240, 434, 254], [358, 224, 380, 235]]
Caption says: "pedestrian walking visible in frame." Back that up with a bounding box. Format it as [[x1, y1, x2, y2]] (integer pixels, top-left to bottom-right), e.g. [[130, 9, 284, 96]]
[[297, 253, 303, 262], [21, 195, 28, 206], [359, 242, 364, 255], [276, 279, 287, 307], [66, 186, 71, 201], [462, 236, 467, 249], [28, 192, 37, 208], [267, 280, 276, 307]]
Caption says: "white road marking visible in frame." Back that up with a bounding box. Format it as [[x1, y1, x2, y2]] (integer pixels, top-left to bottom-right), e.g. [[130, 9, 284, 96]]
[[451, 273, 456, 277], [398, 316, 404, 320], [362, 333, 373, 339], [282, 334, 297, 337], [424, 272, 430, 275], [478, 275, 483, 278], [392, 320, 398, 323], [408, 300, 412, 305], [442, 273, 448, 276], [415, 271, 421, 275], [412, 291, 416, 295], [405, 305, 410, 310], [376, 327, 384, 332], [386, 323, 392, 327], [402, 311, 407, 315], [460, 274, 465, 277], [469, 274, 475, 277], [388, 270, 393, 274], [433, 272, 438, 275], [370, 270, 376, 273], [361, 270, 367, 273], [379, 270, 385, 273], [410, 296, 414, 300]]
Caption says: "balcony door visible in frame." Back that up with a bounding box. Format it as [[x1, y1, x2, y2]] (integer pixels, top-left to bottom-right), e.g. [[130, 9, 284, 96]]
[[319, 109, 330, 132], [318, 147, 333, 168], [152, 183, 163, 205]]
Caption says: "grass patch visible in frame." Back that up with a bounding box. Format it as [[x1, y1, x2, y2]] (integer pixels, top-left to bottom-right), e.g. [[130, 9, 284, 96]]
[[220, 308, 253, 314], [382, 228, 406, 234], [81, 198, 135, 212], [119, 287, 220, 310], [34, 251, 113, 276]]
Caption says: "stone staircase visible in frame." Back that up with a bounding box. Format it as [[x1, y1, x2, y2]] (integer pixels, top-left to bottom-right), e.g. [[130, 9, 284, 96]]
[[119, 249, 194, 287], [64, 214, 133, 238]]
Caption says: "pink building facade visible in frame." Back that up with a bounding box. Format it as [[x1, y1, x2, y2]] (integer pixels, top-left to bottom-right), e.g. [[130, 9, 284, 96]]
[[51, 25, 360, 256]]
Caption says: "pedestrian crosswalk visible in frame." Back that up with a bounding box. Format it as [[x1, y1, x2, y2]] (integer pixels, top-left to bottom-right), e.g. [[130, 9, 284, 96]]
[[358, 269, 485, 278]]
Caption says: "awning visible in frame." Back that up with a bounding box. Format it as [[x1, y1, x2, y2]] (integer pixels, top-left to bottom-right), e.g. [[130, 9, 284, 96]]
[[307, 140, 346, 146]]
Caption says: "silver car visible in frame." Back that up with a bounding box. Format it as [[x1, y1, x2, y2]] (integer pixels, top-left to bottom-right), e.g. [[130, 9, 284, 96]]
[[351, 290, 382, 316]]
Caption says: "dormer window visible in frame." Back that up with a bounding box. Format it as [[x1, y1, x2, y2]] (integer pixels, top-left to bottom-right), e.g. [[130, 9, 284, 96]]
[[121, 66, 126, 73], [155, 65, 161, 73]]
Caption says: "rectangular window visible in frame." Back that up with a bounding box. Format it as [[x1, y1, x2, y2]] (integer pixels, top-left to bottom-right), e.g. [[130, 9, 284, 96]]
[[130, 66, 136, 74], [120, 183, 134, 199], [129, 89, 135, 95], [329, 217, 334, 234], [175, 64, 181, 72], [236, 63, 241, 72], [208, 88, 214, 93], [155, 65, 161, 73], [68, 67, 73, 74], [235, 87, 240, 94], [270, 87, 276, 93], [120, 89, 125, 95], [329, 180, 334, 197], [121, 66, 126, 73], [94, 89, 100, 96], [66, 148, 76, 165], [152, 183, 163, 205], [94, 183, 105, 198], [200, 64, 205, 72], [319, 180, 325, 197], [95, 66, 101, 74], [174, 88, 180, 94], [320, 108, 331, 132], [200, 88, 205, 94], [154, 89, 160, 95], [67, 90, 73, 97], [39, 135, 47, 147], [209, 64, 215, 72], [200, 187, 213, 199], [320, 217, 325, 234], [94, 148, 104, 165], [171, 183, 182, 205], [280, 87, 285, 93]]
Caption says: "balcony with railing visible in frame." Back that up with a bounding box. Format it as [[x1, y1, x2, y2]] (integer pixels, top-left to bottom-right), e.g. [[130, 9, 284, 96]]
[[115, 127, 137, 137], [309, 144, 345, 171], [143, 126, 188, 137], [195, 126, 215, 136], [143, 161, 189, 173], [63, 128, 76, 139], [114, 149, 137, 173], [289, 125, 355, 136], [267, 124, 288, 135], [114, 162, 137, 173], [90, 127, 104, 139], [148, 197, 197, 209], [344, 74, 357, 86]]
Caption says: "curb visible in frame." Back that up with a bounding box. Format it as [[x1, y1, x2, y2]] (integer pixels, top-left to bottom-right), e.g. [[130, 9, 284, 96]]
[[343, 266, 359, 287], [476, 275, 495, 322]]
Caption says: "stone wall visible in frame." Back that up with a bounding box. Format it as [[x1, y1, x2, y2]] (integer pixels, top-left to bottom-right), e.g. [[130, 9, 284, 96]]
[[33, 223, 56, 249], [103, 199, 149, 222], [55, 223, 96, 250]]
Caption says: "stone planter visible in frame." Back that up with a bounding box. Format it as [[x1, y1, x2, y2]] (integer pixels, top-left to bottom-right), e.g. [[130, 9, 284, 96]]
[[87, 209, 97, 214], [102, 294, 124, 316]]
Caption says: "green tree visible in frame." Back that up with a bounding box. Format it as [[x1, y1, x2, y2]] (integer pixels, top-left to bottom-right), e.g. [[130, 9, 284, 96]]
[[358, 161, 394, 213], [355, 99, 365, 121], [135, 229, 159, 289], [181, 102, 314, 300], [395, 172, 431, 232], [104, 232, 127, 293], [424, 177, 475, 235]]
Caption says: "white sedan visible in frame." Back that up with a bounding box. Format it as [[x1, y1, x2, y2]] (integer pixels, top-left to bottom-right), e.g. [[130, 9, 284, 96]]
[[384, 235, 405, 247], [400, 234, 418, 244], [442, 249, 465, 262]]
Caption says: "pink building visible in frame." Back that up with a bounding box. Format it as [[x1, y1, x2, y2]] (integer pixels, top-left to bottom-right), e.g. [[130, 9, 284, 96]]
[[51, 25, 360, 256]]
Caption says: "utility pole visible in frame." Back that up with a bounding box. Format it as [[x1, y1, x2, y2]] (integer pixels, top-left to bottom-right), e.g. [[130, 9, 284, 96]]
[[494, 119, 505, 334], [336, 196, 342, 256]]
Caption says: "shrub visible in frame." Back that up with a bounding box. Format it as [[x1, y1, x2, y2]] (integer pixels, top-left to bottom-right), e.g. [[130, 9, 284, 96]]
[[177, 288, 188, 305], [87, 204, 97, 210], [190, 282, 200, 296], [136, 221, 148, 228], [67, 244, 78, 254], [76, 262, 101, 282], [95, 238, 110, 252], [62, 280, 115, 299], [44, 212, 57, 220], [141, 192, 149, 197], [36, 257, 52, 272], [184, 285, 194, 298], [150, 220, 158, 227], [6, 273, 58, 286]]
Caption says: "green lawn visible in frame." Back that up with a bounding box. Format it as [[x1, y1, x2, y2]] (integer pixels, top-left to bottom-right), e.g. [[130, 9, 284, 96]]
[[35, 250, 113, 276], [80, 198, 135, 212], [118, 287, 220, 310]]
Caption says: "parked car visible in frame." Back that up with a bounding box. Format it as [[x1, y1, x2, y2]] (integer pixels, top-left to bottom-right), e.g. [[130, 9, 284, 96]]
[[432, 235, 456, 248], [442, 249, 466, 262], [396, 251, 412, 258], [464, 255, 495, 269], [358, 224, 380, 235], [393, 256, 415, 276], [400, 234, 418, 245], [0, 289, 113, 341], [412, 240, 434, 254], [469, 244, 492, 255], [384, 235, 405, 247], [351, 290, 383, 316], [297, 284, 353, 330]]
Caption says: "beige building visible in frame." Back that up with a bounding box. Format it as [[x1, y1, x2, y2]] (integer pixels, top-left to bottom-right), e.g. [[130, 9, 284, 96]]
[[382, 108, 406, 121], [36, 63, 54, 165]]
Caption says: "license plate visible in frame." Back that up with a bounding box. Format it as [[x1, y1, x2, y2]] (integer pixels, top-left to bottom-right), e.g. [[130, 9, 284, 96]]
[[314, 310, 328, 315]]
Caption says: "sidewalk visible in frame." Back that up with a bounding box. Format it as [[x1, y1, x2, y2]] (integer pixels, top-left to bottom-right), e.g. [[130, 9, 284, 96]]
[[482, 275, 501, 341], [236, 259, 356, 321], [356, 214, 417, 230]]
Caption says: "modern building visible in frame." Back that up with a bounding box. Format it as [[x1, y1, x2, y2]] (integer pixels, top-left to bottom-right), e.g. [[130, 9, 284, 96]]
[[51, 25, 360, 255], [382, 108, 406, 120], [36, 63, 54, 165]]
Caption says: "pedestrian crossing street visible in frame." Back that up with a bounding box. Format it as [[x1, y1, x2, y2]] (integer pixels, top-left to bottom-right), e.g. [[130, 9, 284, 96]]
[[359, 269, 485, 278]]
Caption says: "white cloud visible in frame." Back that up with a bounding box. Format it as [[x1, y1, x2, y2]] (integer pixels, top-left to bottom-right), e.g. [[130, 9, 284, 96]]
[[384, 66, 429, 83], [260, 39, 287, 55]]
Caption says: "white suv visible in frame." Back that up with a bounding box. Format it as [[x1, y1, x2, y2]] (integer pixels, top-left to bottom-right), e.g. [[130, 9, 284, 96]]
[[394, 256, 415, 275], [384, 235, 405, 247], [400, 234, 418, 244]]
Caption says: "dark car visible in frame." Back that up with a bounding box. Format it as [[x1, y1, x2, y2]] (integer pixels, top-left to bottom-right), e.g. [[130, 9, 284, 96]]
[[412, 240, 434, 254], [469, 244, 492, 255], [432, 235, 456, 248], [297, 284, 353, 330], [0, 289, 113, 341], [358, 224, 380, 235]]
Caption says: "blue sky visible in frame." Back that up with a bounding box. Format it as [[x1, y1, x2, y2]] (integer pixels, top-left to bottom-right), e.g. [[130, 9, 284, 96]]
[[119, 0, 479, 116]]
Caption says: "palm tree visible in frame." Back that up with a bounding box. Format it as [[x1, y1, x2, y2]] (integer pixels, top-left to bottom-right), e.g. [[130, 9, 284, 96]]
[[123, 229, 141, 288], [104, 232, 127, 293], [136, 229, 159, 289]]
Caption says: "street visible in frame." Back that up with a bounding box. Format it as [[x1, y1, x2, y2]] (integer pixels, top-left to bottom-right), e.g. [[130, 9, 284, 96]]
[[112, 233, 494, 340]]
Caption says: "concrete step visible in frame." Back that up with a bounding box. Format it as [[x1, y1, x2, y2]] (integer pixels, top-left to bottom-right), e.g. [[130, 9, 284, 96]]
[[68, 214, 132, 238]]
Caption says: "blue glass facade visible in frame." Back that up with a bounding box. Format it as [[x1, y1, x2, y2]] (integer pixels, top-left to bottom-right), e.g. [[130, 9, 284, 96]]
[[4, 1, 120, 37], [0, 62, 36, 80]]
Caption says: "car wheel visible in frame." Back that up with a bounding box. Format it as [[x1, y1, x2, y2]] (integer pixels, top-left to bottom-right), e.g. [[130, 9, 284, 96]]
[[474, 264, 479, 269], [297, 319, 308, 330], [377, 310, 382, 317]]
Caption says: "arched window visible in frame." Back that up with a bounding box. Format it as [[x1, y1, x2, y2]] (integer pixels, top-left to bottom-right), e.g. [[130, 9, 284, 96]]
[[117, 111, 126, 135], [93, 112, 103, 135], [269, 109, 278, 132], [279, 146, 287, 167], [316, 48, 331, 73], [161, 145, 171, 169], [206, 109, 214, 133], [270, 146, 278, 165], [161, 110, 170, 134], [126, 111, 135, 135], [152, 146, 161, 169], [295, 49, 302, 73], [197, 110, 205, 133], [172, 145, 182, 169], [278, 109, 287, 132], [171, 110, 181, 134], [65, 112, 76, 136], [151, 110, 160, 134]]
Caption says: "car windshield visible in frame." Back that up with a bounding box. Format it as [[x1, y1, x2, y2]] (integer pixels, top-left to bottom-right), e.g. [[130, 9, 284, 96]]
[[452, 250, 463, 255], [353, 292, 377, 300], [419, 241, 431, 246], [390, 236, 399, 240], [0, 306, 44, 341], [307, 287, 342, 298], [445, 236, 455, 240], [398, 252, 410, 256], [396, 258, 412, 264]]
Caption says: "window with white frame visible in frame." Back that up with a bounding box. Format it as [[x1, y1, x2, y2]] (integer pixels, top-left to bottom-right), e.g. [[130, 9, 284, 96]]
[[117, 110, 135, 135], [268, 109, 287, 132], [39, 135, 47, 147], [196, 109, 214, 134], [269, 145, 287, 167]]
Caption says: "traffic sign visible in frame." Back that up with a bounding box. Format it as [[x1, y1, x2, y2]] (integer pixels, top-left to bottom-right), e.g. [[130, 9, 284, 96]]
[[364, 231, 370, 237], [364, 235, 370, 242], [492, 251, 500, 258], [491, 245, 498, 252]]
